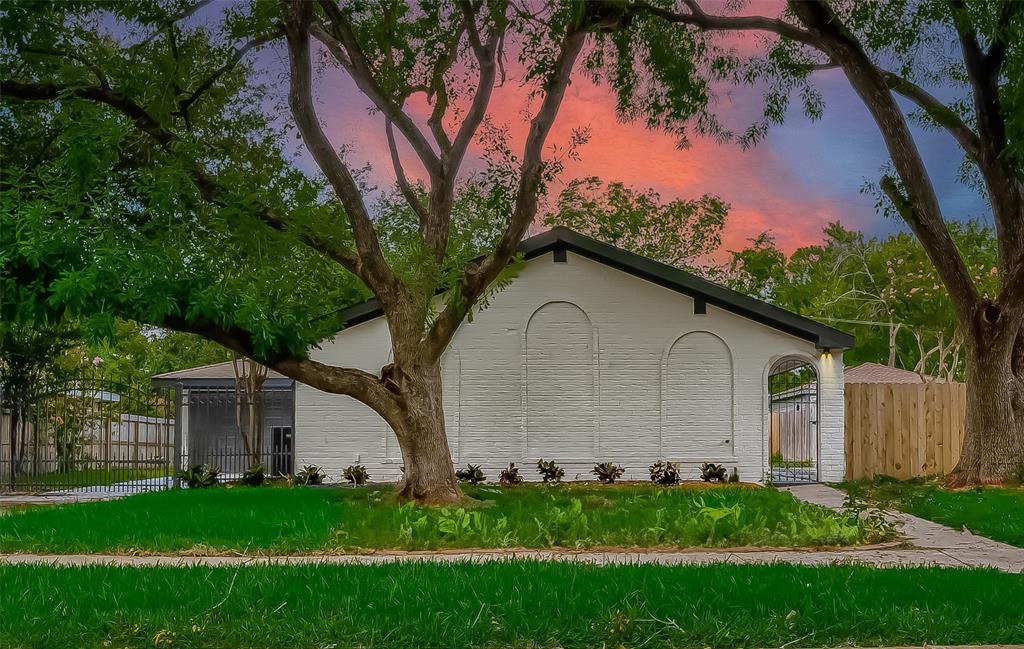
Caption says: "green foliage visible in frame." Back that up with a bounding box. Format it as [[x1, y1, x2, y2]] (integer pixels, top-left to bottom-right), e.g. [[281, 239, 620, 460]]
[[177, 465, 220, 489], [648, 460, 680, 486], [0, 484, 890, 554], [342, 464, 370, 486], [699, 462, 728, 483], [727, 221, 999, 379], [543, 177, 727, 274], [591, 462, 625, 484], [498, 463, 523, 486], [454, 464, 486, 485], [296, 465, 325, 486], [536, 459, 565, 484], [240, 463, 266, 487]]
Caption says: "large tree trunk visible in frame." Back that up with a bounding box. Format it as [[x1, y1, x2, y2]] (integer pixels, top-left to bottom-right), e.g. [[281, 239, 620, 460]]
[[391, 361, 461, 504], [946, 307, 1024, 486]]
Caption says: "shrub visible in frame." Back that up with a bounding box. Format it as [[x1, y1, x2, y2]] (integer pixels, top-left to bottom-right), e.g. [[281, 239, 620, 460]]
[[536, 459, 564, 483], [649, 460, 680, 486], [728, 467, 740, 483], [455, 464, 486, 485], [178, 464, 220, 489], [296, 464, 326, 486], [343, 464, 370, 485], [498, 463, 523, 485], [591, 462, 625, 484], [700, 462, 728, 483], [240, 463, 266, 487]]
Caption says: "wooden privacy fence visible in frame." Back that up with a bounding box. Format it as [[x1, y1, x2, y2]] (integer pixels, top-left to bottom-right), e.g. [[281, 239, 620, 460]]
[[844, 382, 967, 480]]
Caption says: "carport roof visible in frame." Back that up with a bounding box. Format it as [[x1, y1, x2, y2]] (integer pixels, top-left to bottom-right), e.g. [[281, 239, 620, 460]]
[[152, 361, 293, 387], [335, 227, 855, 350]]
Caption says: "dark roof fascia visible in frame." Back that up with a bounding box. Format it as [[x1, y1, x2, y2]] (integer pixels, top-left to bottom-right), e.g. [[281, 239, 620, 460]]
[[150, 377, 294, 388], [332, 227, 854, 349]]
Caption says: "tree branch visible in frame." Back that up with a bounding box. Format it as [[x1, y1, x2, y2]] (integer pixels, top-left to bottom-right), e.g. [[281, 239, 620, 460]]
[[631, 0, 819, 46], [1, 79, 360, 273], [426, 20, 588, 356], [285, 0, 401, 302], [176, 27, 284, 120], [385, 118, 428, 222], [316, 0, 441, 180]]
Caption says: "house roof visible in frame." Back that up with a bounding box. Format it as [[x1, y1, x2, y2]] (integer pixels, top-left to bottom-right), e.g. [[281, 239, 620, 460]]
[[336, 227, 855, 349], [151, 361, 292, 386], [844, 362, 941, 384]]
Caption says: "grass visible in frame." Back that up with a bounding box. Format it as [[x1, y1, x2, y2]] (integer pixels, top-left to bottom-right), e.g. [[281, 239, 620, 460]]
[[11, 467, 167, 490], [769, 451, 813, 469], [0, 562, 1021, 648], [841, 476, 1024, 547], [0, 483, 888, 554]]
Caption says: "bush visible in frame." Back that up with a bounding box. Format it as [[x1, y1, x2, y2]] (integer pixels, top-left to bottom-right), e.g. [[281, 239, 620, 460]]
[[240, 463, 266, 487], [455, 464, 486, 485], [591, 462, 625, 484], [296, 465, 326, 486], [536, 459, 564, 484], [343, 464, 370, 485], [498, 463, 523, 485], [700, 462, 728, 483], [178, 464, 220, 489], [649, 460, 680, 486]]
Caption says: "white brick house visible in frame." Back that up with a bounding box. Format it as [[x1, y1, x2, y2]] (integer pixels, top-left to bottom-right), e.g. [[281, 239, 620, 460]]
[[296, 228, 852, 484]]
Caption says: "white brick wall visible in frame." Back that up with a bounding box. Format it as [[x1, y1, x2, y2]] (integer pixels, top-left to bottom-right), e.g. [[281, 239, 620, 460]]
[[296, 251, 846, 483]]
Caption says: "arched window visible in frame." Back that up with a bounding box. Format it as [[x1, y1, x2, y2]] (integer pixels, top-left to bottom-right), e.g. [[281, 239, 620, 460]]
[[526, 302, 596, 458], [662, 332, 734, 457]]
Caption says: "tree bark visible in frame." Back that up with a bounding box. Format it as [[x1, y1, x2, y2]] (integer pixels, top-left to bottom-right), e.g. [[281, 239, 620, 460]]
[[389, 360, 461, 504], [946, 306, 1024, 486]]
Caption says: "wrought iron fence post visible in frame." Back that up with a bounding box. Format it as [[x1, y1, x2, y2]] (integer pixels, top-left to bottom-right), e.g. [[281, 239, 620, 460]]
[[173, 382, 184, 489]]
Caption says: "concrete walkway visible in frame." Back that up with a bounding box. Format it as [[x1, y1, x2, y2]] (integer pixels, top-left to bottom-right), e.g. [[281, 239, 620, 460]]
[[2, 484, 1021, 572]]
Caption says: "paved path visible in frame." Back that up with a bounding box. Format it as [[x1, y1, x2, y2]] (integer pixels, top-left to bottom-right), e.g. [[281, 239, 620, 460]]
[[2, 484, 1021, 572]]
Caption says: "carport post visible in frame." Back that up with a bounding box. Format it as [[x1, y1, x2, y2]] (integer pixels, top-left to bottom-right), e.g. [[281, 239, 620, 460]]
[[172, 381, 183, 489]]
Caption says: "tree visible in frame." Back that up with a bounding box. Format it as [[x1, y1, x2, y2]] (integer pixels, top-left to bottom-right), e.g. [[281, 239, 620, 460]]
[[1, 1, 624, 502], [727, 220, 1000, 381], [544, 177, 728, 275], [589, 0, 1024, 485]]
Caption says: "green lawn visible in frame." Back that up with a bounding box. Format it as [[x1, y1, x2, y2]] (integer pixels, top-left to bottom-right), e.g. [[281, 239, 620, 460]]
[[1, 562, 1021, 649], [11, 467, 168, 490], [841, 477, 1024, 547], [0, 483, 888, 554]]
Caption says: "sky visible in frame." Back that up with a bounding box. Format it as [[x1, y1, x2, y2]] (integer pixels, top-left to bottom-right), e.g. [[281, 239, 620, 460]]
[[252, 4, 989, 257]]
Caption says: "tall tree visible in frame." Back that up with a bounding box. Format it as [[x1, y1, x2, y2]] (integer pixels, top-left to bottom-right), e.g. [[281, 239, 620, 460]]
[[544, 177, 728, 275], [1, 1, 620, 502], [591, 0, 1024, 485]]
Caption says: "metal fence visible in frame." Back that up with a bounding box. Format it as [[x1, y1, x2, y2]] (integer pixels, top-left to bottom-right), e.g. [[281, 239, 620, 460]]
[[768, 357, 819, 484], [1, 374, 175, 494], [1, 371, 295, 494]]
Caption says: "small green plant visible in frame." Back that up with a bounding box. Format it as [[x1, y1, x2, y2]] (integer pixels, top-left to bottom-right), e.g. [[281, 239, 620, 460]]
[[1012, 463, 1024, 486], [498, 463, 523, 485], [455, 464, 486, 485], [700, 462, 728, 483], [591, 462, 625, 484], [342, 464, 369, 485], [177, 464, 220, 489], [296, 465, 326, 486], [240, 463, 266, 487], [536, 459, 564, 483], [728, 467, 740, 483], [649, 460, 680, 486]]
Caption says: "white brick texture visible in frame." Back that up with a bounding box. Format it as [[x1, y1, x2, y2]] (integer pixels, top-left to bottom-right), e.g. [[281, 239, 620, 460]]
[[296, 252, 846, 483]]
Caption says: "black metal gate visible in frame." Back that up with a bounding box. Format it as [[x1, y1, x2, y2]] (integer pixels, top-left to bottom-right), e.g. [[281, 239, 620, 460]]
[[768, 357, 819, 484], [1, 372, 176, 494]]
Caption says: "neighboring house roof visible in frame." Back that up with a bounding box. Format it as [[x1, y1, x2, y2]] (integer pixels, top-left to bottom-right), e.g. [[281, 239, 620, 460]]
[[152, 361, 293, 387], [844, 362, 942, 384], [336, 227, 855, 349]]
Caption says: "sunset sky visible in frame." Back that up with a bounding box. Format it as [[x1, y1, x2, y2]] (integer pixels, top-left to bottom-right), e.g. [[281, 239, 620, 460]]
[[250, 6, 986, 256]]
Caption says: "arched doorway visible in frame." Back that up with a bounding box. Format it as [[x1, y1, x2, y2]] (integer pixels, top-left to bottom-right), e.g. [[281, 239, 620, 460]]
[[768, 357, 819, 484]]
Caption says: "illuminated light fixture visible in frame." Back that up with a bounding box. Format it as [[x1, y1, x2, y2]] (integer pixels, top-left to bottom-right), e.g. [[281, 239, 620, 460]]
[[819, 347, 833, 359]]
